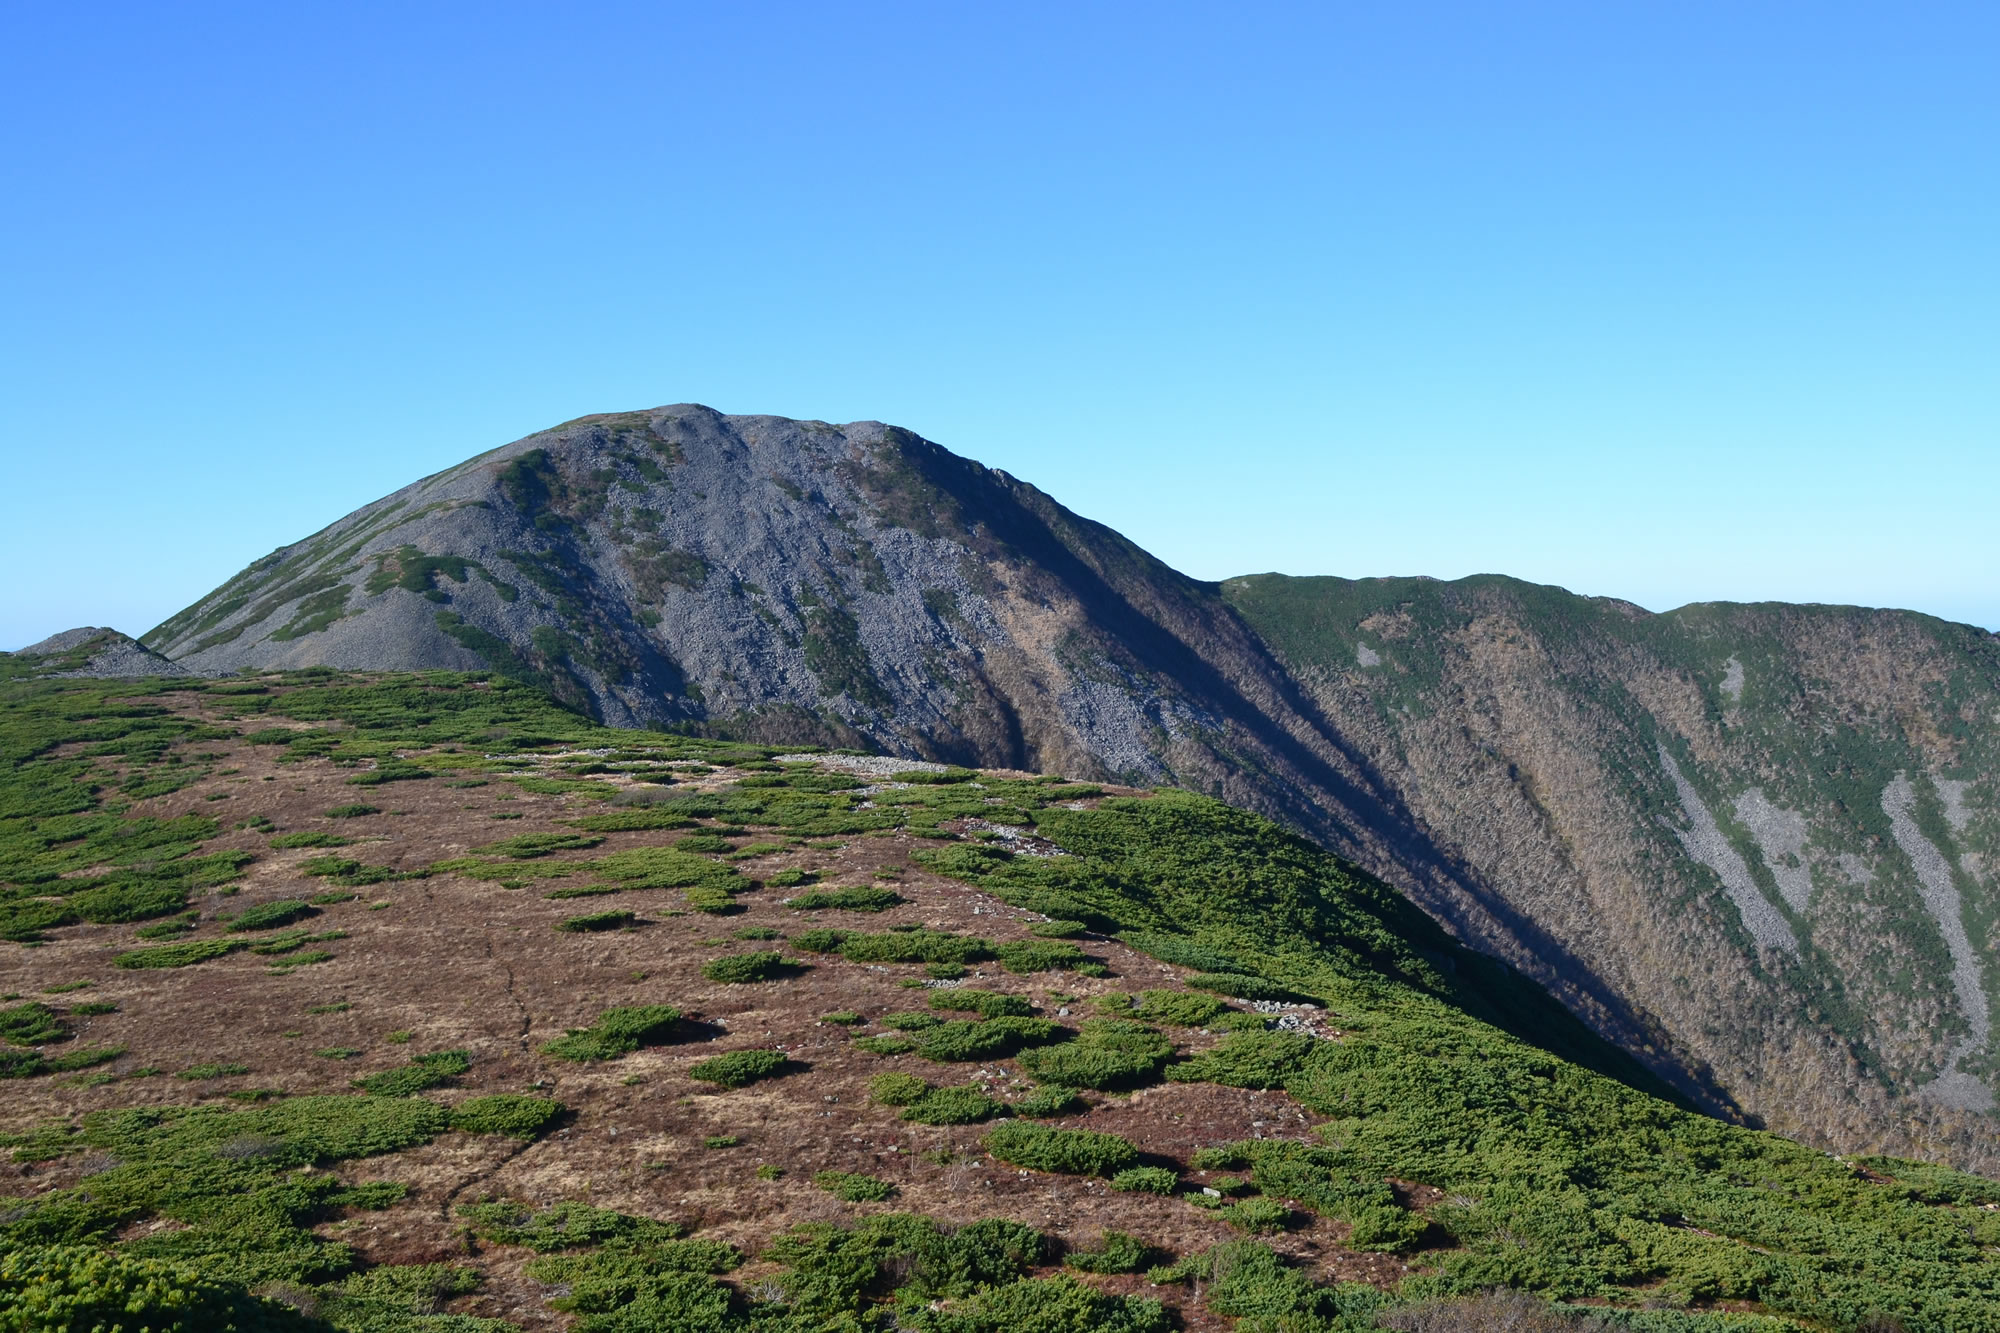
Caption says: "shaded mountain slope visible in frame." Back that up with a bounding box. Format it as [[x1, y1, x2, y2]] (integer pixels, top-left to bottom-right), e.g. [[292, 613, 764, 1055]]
[[4, 668, 2000, 1331], [1224, 573, 2000, 1169]]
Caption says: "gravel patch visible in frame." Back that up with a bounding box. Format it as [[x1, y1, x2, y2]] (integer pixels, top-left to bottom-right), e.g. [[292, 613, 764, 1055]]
[[1882, 773, 1993, 1111], [1659, 746, 1798, 957]]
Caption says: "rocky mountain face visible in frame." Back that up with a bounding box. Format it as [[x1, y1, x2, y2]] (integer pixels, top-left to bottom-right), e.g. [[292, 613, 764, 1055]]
[[1224, 574, 2000, 1169], [135, 405, 2000, 1166]]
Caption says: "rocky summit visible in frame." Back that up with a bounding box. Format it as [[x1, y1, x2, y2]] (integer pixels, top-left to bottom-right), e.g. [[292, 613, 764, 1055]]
[[20, 404, 1999, 1180]]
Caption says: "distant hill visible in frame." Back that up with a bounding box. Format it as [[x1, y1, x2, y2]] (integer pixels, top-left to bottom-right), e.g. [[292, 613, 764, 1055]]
[[128, 405, 2000, 1168]]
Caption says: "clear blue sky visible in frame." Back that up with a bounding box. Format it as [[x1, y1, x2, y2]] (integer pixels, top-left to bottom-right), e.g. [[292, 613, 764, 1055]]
[[3, 2, 1995, 649]]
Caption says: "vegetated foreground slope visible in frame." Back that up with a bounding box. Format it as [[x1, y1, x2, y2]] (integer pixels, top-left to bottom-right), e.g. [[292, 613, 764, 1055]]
[[120, 405, 2000, 1170], [3, 669, 2000, 1332], [1223, 574, 2000, 1175]]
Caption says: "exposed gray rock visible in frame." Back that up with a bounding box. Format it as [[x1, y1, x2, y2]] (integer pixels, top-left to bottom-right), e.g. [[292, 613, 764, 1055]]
[[1660, 748, 1799, 957], [9, 627, 197, 678]]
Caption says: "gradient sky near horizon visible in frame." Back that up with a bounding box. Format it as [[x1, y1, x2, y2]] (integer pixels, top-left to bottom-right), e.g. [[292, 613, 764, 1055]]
[[3, 2, 1996, 649]]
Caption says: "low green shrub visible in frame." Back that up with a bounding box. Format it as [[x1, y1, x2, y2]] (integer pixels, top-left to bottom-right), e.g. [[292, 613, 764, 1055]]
[[297, 856, 403, 887], [134, 912, 200, 939], [473, 832, 603, 859], [823, 1011, 865, 1026], [984, 1123, 1139, 1177], [701, 951, 801, 983], [901, 1272, 1169, 1332], [542, 1005, 683, 1062], [1030, 919, 1088, 938], [1013, 1086, 1086, 1117], [854, 1035, 918, 1056], [881, 1010, 941, 1031], [114, 938, 245, 969], [928, 989, 1033, 1019], [1132, 989, 1229, 1027], [1221, 1196, 1294, 1234], [812, 1170, 896, 1202], [0, 1002, 66, 1047], [902, 1085, 1007, 1125], [225, 900, 318, 932], [869, 1072, 930, 1106], [1165, 1029, 1315, 1089], [1111, 1166, 1179, 1194], [1184, 972, 1312, 1003], [353, 1049, 469, 1096], [785, 886, 903, 912], [0, 1244, 321, 1333], [687, 1049, 793, 1088], [1017, 1018, 1173, 1090], [324, 804, 380, 818], [1064, 1229, 1157, 1273], [177, 1061, 250, 1080], [914, 1016, 1061, 1063], [556, 909, 637, 933], [994, 940, 1087, 973], [450, 1095, 566, 1138], [925, 962, 966, 980], [269, 832, 351, 848]]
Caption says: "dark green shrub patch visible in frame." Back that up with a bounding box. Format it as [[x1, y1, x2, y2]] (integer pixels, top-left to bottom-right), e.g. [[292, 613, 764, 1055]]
[[823, 1010, 865, 1026], [323, 804, 380, 818], [1165, 1029, 1315, 1089], [701, 950, 803, 983], [902, 1084, 1007, 1125], [353, 1049, 470, 1097], [1132, 988, 1229, 1027], [1017, 1019, 1172, 1090], [914, 1017, 1061, 1063], [0, 1244, 326, 1332], [1029, 918, 1088, 938], [296, 856, 404, 886], [854, 1035, 918, 1056], [344, 762, 432, 786], [177, 1061, 251, 1080], [473, 832, 603, 859], [542, 1005, 683, 1061], [812, 1170, 897, 1202], [556, 909, 638, 933], [592, 846, 748, 913], [672, 833, 737, 854], [880, 1010, 941, 1031], [901, 1271, 1169, 1332], [461, 1198, 682, 1252], [785, 885, 903, 912], [134, 912, 200, 939], [1, 1001, 66, 1046], [114, 938, 246, 969], [1111, 1166, 1179, 1194], [1184, 971, 1314, 1003], [225, 899, 317, 932], [688, 1049, 794, 1088], [269, 831, 351, 848], [869, 1072, 930, 1105], [928, 988, 1033, 1019], [994, 939, 1088, 973], [807, 928, 995, 966], [1013, 1086, 1087, 1117], [450, 1095, 566, 1138], [983, 1123, 1139, 1177], [566, 809, 697, 832], [1064, 1229, 1158, 1274]]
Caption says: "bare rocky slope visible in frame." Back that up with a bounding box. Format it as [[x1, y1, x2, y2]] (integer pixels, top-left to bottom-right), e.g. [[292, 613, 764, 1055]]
[[132, 406, 2000, 1168]]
